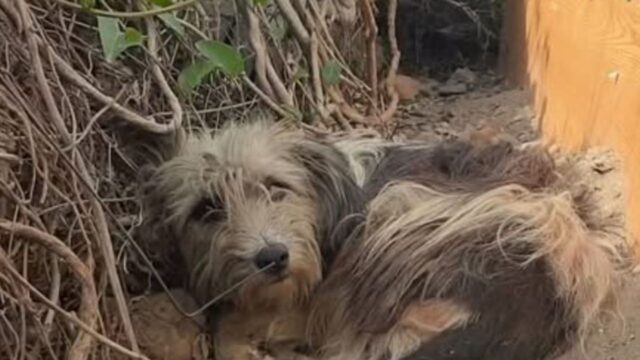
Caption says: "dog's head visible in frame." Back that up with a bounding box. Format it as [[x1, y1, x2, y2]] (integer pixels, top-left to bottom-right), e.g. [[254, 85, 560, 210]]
[[129, 120, 363, 311]]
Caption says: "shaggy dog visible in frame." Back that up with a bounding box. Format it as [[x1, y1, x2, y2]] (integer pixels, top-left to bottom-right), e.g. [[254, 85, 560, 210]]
[[122, 120, 629, 360], [120, 120, 361, 359], [306, 130, 630, 360]]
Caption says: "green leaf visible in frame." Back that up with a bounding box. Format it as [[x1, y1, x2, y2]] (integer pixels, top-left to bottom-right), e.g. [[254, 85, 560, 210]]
[[178, 60, 217, 94], [252, 0, 270, 6], [292, 68, 309, 82], [269, 14, 288, 41], [321, 60, 342, 87], [150, 0, 173, 7], [123, 27, 143, 46], [157, 12, 185, 37], [195, 40, 244, 78], [97, 17, 122, 62], [98, 18, 143, 62], [79, 0, 95, 9]]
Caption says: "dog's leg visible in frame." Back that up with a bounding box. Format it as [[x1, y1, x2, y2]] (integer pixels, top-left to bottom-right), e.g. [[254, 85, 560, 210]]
[[214, 312, 269, 360], [215, 308, 313, 360], [379, 299, 473, 360]]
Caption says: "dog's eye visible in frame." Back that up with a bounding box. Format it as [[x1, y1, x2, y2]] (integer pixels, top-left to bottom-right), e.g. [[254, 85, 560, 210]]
[[190, 196, 225, 222], [264, 177, 291, 202]]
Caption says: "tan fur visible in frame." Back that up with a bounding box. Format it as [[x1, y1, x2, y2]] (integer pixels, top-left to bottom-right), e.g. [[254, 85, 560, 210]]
[[136, 121, 331, 359]]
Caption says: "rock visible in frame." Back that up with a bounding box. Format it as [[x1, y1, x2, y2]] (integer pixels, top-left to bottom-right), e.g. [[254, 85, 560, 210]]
[[394, 74, 425, 101], [448, 67, 478, 87], [592, 161, 614, 174], [511, 105, 535, 123], [438, 83, 468, 96], [108, 289, 208, 360]]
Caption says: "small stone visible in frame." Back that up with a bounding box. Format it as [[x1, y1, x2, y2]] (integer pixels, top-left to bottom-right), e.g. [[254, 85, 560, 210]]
[[394, 74, 424, 101], [438, 83, 468, 96], [448, 67, 478, 86], [511, 105, 535, 123], [592, 161, 614, 174]]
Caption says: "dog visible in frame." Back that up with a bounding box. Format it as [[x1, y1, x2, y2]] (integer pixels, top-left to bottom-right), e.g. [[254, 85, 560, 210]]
[[304, 129, 631, 360], [119, 119, 363, 359], [122, 120, 629, 360]]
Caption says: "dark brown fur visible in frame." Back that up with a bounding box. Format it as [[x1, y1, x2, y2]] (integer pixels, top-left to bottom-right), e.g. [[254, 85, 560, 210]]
[[307, 136, 627, 360]]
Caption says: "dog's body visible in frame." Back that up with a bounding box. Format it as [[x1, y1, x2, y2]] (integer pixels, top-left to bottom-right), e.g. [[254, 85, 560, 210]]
[[308, 134, 629, 360], [125, 120, 628, 360]]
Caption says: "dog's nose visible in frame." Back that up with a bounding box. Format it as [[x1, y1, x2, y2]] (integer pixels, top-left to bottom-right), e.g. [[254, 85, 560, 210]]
[[254, 244, 289, 273]]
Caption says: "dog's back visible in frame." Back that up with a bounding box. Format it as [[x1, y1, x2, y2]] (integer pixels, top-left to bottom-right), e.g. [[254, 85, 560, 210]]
[[311, 134, 628, 360]]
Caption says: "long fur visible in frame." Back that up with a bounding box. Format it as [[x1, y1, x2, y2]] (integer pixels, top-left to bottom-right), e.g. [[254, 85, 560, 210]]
[[124, 119, 362, 359], [306, 134, 630, 360], [125, 120, 629, 360]]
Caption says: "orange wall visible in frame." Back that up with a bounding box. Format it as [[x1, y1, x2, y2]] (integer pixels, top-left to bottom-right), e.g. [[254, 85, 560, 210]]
[[500, 0, 640, 248]]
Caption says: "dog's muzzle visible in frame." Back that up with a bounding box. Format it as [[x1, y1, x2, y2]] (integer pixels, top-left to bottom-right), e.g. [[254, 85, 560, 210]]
[[254, 244, 289, 275]]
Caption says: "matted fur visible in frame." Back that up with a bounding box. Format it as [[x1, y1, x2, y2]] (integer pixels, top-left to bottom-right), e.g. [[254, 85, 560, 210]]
[[127, 120, 363, 359], [305, 135, 630, 360], [125, 120, 629, 360]]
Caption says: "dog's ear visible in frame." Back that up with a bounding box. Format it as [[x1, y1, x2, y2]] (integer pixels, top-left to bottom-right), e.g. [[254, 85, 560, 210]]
[[293, 140, 365, 274], [108, 119, 187, 293], [125, 163, 187, 294], [109, 119, 185, 173]]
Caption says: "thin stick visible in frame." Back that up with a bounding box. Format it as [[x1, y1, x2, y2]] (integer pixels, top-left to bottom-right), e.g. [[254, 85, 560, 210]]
[[54, 0, 200, 19], [15, 2, 96, 357], [49, 49, 174, 134], [273, 0, 310, 46], [360, 0, 378, 108], [380, 0, 400, 127], [145, 16, 183, 130], [16, 1, 140, 351], [246, 6, 275, 98], [0, 254, 149, 360], [0, 220, 98, 360], [242, 76, 289, 118]]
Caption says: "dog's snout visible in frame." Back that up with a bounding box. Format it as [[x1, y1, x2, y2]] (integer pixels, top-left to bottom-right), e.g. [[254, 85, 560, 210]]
[[254, 244, 289, 272]]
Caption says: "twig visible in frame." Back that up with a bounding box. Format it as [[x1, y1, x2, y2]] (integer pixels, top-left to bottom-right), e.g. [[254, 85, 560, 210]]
[[309, 32, 331, 128], [0, 220, 98, 360], [18, 0, 71, 144], [246, 6, 275, 98], [15, 2, 97, 357], [49, 49, 174, 134], [360, 0, 378, 108], [380, 0, 400, 126], [265, 56, 294, 106], [16, 1, 140, 353], [273, 0, 310, 46], [0, 251, 150, 360], [63, 87, 127, 151], [0, 153, 21, 164], [242, 75, 289, 118], [54, 0, 200, 19], [0, 0, 22, 31], [145, 16, 183, 130], [328, 88, 366, 124]]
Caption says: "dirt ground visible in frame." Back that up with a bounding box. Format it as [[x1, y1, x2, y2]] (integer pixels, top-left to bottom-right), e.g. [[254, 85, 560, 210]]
[[393, 70, 640, 360]]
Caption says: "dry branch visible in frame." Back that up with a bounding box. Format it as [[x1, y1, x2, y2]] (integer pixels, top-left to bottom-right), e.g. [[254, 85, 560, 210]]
[[360, 0, 378, 107], [53, 0, 201, 19], [0, 221, 98, 360], [0, 246, 149, 360], [16, 0, 140, 351]]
